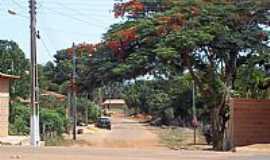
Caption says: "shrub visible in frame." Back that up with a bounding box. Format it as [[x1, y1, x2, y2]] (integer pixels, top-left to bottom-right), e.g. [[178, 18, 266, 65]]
[[88, 101, 101, 121], [9, 102, 30, 135], [40, 108, 67, 136]]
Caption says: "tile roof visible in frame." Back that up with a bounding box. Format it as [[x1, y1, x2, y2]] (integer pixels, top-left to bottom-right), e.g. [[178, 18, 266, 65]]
[[0, 72, 20, 79], [102, 99, 126, 105]]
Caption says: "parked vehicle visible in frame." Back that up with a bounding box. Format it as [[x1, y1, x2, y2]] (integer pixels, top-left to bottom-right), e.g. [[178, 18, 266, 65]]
[[96, 117, 111, 130]]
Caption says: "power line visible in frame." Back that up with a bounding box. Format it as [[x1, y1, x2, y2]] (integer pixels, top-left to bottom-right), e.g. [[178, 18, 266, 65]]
[[10, 0, 112, 25], [39, 28, 57, 51], [43, 5, 114, 15], [10, 0, 26, 10], [11, 11, 28, 19], [42, 7, 105, 28], [39, 35, 54, 60], [51, 1, 108, 25], [7, 0, 28, 18], [30, 1, 113, 6], [14, 0, 113, 12], [40, 26, 99, 37]]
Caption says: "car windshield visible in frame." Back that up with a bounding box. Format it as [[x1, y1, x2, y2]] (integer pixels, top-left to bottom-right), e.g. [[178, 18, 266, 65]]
[[99, 118, 109, 122]]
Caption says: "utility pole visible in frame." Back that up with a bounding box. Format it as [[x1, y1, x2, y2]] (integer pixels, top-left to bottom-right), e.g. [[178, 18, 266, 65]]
[[29, 0, 40, 146], [192, 80, 198, 145], [72, 43, 77, 140]]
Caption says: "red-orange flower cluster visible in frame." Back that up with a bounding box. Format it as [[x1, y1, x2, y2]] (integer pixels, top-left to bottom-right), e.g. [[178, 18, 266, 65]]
[[107, 27, 138, 56], [66, 43, 98, 58], [114, 0, 144, 18], [77, 43, 96, 56], [156, 13, 186, 35]]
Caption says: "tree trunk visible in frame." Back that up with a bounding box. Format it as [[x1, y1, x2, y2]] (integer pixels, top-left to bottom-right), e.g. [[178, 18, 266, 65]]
[[210, 51, 237, 150], [211, 87, 230, 151], [211, 107, 225, 150]]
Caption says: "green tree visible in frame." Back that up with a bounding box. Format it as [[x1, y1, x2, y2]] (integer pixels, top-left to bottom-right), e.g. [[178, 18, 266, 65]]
[[0, 40, 30, 98]]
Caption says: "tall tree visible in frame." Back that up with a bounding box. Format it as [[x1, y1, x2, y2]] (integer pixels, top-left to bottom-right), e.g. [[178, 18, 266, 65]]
[[0, 40, 30, 98], [83, 0, 269, 150]]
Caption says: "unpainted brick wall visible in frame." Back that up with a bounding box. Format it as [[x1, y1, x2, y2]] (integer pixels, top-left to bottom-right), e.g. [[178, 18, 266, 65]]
[[0, 79, 10, 137], [230, 98, 270, 146]]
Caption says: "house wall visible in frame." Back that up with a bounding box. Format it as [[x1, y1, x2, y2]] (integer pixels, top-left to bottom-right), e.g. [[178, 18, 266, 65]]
[[230, 98, 270, 147], [103, 104, 125, 113], [0, 79, 10, 137]]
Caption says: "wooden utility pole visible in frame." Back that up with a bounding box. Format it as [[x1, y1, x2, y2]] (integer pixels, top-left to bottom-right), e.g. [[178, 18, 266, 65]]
[[72, 43, 77, 140], [192, 80, 197, 145], [29, 0, 40, 147]]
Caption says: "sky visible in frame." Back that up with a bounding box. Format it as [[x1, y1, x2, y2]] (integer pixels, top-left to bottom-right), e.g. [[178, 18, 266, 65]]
[[0, 0, 121, 64]]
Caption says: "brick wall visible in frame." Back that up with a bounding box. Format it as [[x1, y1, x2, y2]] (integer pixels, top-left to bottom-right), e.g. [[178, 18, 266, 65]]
[[230, 98, 270, 146], [0, 79, 10, 137]]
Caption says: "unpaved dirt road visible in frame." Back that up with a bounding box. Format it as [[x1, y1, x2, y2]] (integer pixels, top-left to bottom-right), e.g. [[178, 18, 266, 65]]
[[0, 114, 269, 160], [1, 146, 269, 160], [76, 114, 161, 148]]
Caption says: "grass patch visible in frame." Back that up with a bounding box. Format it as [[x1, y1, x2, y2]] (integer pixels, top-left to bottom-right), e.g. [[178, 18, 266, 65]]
[[156, 127, 210, 150], [45, 136, 73, 146], [45, 136, 93, 146], [0, 141, 12, 146]]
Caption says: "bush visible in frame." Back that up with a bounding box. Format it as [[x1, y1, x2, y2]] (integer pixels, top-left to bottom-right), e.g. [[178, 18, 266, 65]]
[[9, 102, 30, 135], [88, 101, 101, 122], [40, 108, 67, 136], [9, 101, 68, 138], [77, 98, 101, 123]]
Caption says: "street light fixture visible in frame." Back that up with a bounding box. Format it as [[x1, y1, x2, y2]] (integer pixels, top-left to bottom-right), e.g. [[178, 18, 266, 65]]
[[8, 10, 17, 15]]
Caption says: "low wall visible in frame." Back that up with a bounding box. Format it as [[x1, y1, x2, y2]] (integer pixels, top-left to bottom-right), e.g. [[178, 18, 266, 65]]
[[230, 98, 270, 147], [0, 79, 10, 137]]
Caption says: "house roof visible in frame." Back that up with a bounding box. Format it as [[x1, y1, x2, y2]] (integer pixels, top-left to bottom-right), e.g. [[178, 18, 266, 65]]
[[16, 97, 31, 104], [41, 91, 66, 100], [102, 99, 126, 105], [0, 72, 20, 79]]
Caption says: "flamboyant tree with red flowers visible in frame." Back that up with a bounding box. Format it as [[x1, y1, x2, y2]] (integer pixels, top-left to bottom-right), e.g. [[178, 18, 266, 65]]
[[81, 0, 270, 150]]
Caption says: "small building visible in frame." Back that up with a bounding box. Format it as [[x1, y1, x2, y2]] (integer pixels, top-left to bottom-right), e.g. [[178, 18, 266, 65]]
[[41, 91, 66, 102], [0, 72, 19, 137], [102, 99, 126, 112]]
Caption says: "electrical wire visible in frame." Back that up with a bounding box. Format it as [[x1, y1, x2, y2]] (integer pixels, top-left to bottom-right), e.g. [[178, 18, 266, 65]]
[[50, 1, 108, 25], [42, 7, 105, 28], [5, 0, 118, 61], [11, 0, 115, 28], [40, 26, 99, 37], [39, 34, 54, 60], [39, 28, 58, 52], [10, 0, 26, 11], [7, 0, 28, 19]]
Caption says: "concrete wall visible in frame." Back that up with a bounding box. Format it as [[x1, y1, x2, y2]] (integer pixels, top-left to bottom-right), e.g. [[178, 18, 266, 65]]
[[230, 98, 270, 146], [103, 104, 125, 112], [0, 79, 10, 137]]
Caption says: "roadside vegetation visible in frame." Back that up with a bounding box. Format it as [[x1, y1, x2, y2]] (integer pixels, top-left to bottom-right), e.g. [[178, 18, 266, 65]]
[[157, 127, 208, 150]]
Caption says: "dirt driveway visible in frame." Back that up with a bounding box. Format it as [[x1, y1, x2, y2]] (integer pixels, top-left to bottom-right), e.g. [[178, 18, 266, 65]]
[[76, 114, 161, 148]]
